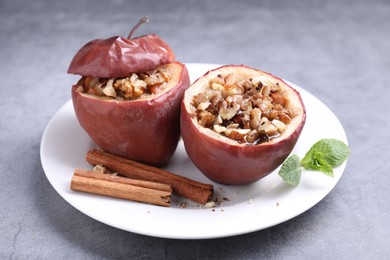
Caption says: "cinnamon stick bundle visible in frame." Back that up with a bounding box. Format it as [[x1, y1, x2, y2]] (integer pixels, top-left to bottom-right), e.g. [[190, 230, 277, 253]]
[[86, 150, 214, 204], [71, 169, 171, 207]]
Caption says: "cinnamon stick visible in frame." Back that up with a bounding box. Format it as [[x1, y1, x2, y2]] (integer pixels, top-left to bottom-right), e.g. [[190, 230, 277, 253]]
[[86, 150, 214, 204], [71, 169, 171, 207]]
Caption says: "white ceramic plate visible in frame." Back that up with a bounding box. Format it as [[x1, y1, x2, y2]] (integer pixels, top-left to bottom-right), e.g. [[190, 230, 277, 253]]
[[40, 63, 348, 239]]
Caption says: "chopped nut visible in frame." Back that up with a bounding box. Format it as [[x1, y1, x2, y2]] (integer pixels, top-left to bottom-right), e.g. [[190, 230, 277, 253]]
[[259, 121, 278, 136], [226, 123, 239, 129], [211, 83, 224, 91], [204, 201, 216, 208], [129, 73, 138, 85], [214, 115, 223, 125], [102, 79, 116, 97], [92, 164, 118, 176], [272, 119, 286, 132], [246, 130, 259, 143], [224, 73, 239, 85], [250, 108, 262, 129], [278, 112, 292, 124], [270, 91, 287, 106], [197, 101, 211, 111], [222, 84, 244, 97], [133, 78, 147, 89], [229, 129, 251, 135], [219, 107, 238, 120], [198, 113, 215, 128], [213, 125, 227, 133], [144, 75, 159, 85], [209, 76, 225, 85], [102, 85, 116, 97], [259, 116, 269, 126], [133, 80, 147, 97], [225, 129, 251, 142], [93, 165, 107, 174], [160, 70, 171, 82], [192, 93, 208, 107]]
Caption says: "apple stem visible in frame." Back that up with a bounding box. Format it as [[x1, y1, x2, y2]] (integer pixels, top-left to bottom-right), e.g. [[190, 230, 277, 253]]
[[127, 16, 149, 39]]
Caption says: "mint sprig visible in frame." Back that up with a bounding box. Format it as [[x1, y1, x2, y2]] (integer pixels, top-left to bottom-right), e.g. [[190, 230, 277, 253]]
[[278, 155, 302, 185], [278, 139, 350, 185]]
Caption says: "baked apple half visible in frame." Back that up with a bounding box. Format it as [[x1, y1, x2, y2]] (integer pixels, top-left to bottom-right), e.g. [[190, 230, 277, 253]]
[[181, 65, 306, 184], [69, 17, 190, 165]]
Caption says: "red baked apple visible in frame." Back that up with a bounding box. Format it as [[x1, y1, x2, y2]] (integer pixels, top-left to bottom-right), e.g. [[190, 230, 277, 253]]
[[181, 65, 306, 184], [68, 17, 190, 165]]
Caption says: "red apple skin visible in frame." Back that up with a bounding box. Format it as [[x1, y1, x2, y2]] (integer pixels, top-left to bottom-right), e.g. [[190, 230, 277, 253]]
[[180, 65, 306, 185], [68, 34, 175, 78], [72, 62, 190, 166]]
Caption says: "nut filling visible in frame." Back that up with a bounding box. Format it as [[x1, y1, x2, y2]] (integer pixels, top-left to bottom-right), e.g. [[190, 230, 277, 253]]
[[191, 73, 297, 145], [75, 65, 171, 100]]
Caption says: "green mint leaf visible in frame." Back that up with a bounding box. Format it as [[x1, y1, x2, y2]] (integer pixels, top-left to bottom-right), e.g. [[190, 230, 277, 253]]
[[278, 138, 350, 185], [301, 138, 350, 168], [303, 150, 334, 177], [278, 155, 302, 186]]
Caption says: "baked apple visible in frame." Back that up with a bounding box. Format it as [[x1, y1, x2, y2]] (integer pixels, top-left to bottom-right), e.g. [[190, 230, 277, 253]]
[[68, 17, 190, 165], [181, 65, 306, 184]]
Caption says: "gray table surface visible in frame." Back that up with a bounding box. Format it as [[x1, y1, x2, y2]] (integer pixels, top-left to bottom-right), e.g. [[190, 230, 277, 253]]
[[1, 0, 389, 259]]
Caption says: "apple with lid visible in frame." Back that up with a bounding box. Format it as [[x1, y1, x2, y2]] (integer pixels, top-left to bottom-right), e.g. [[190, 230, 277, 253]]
[[68, 17, 190, 165]]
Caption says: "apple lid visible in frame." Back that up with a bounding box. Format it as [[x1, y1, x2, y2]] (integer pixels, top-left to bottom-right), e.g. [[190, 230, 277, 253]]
[[67, 17, 175, 78]]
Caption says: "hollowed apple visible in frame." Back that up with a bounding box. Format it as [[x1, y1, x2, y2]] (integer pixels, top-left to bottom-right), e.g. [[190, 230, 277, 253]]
[[72, 62, 190, 165], [181, 65, 306, 184]]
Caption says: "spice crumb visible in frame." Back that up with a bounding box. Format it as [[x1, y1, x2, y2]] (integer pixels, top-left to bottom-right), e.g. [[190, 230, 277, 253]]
[[204, 201, 216, 208], [179, 202, 187, 208]]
